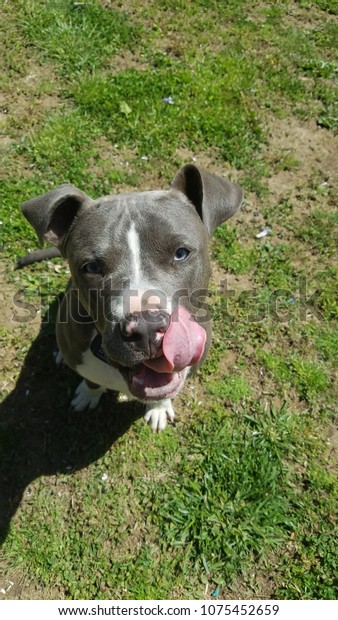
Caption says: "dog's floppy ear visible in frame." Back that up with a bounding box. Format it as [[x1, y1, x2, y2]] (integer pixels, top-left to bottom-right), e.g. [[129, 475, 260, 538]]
[[171, 164, 243, 235], [21, 185, 93, 248]]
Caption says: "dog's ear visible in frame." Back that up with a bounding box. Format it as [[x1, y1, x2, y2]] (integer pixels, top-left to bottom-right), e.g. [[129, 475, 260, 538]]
[[171, 164, 243, 235], [21, 185, 93, 248]]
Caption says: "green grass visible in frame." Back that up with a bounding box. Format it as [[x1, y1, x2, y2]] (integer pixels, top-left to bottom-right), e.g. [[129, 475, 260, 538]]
[[16, 110, 98, 182], [1, 0, 337, 601], [150, 403, 295, 584], [296, 211, 338, 255], [212, 227, 258, 275], [207, 374, 252, 404], [259, 352, 330, 403], [17, 0, 140, 78], [72, 56, 262, 168]]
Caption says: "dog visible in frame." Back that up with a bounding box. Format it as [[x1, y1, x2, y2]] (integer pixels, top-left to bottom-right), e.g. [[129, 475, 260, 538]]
[[21, 164, 243, 431]]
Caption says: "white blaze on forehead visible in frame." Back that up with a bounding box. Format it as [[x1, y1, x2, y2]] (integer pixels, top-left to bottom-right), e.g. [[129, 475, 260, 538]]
[[108, 215, 172, 319], [127, 221, 141, 286]]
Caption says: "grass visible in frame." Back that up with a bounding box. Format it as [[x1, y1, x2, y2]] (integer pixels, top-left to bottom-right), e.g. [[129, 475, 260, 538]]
[[0, 0, 337, 601], [72, 56, 262, 168], [16, 110, 98, 181], [18, 0, 140, 78], [258, 352, 330, 403]]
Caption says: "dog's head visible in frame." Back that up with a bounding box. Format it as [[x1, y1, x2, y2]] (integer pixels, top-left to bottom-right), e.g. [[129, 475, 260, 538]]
[[22, 165, 243, 400]]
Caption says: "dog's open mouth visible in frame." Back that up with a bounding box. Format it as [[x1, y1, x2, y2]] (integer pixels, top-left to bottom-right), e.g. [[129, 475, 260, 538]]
[[95, 307, 207, 401], [127, 307, 206, 401], [127, 363, 187, 400]]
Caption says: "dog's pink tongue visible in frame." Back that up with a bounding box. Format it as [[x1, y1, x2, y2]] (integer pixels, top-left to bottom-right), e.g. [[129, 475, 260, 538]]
[[144, 307, 206, 373]]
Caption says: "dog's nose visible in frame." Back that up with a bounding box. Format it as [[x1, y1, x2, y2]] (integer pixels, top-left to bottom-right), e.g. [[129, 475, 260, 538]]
[[120, 310, 170, 357]]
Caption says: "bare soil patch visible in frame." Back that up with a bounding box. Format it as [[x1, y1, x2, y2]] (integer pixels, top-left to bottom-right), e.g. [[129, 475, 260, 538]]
[[0, 568, 64, 601], [264, 116, 338, 201], [1, 60, 61, 139], [282, 0, 338, 29]]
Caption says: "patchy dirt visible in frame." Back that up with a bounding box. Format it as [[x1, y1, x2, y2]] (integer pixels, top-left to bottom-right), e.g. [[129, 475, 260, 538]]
[[0, 262, 42, 333], [221, 570, 277, 601], [0, 60, 61, 140], [86, 136, 138, 182], [0, 569, 64, 600], [0, 57, 63, 180], [264, 116, 338, 200], [282, 0, 338, 29], [107, 49, 149, 74], [326, 424, 338, 473], [0, 1, 60, 151]]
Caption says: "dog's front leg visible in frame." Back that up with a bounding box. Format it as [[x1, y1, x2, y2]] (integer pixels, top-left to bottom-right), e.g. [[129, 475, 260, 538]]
[[71, 379, 106, 412], [144, 399, 176, 432]]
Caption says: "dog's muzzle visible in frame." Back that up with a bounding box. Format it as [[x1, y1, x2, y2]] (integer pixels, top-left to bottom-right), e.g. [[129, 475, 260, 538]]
[[119, 310, 170, 358], [100, 307, 207, 401]]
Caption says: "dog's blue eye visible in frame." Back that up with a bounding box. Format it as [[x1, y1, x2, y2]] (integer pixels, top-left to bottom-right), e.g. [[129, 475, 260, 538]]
[[82, 261, 102, 274], [174, 247, 190, 261]]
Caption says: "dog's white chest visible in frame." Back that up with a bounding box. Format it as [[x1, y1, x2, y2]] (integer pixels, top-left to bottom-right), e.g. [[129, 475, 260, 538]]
[[76, 348, 131, 394]]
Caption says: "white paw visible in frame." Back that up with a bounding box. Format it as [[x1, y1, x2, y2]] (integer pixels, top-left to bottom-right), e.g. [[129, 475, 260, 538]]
[[71, 379, 106, 412], [54, 350, 63, 366], [144, 399, 176, 432]]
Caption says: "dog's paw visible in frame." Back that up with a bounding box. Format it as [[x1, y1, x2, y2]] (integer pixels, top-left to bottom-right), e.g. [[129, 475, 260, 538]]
[[71, 379, 106, 412], [144, 399, 176, 432], [54, 350, 63, 366]]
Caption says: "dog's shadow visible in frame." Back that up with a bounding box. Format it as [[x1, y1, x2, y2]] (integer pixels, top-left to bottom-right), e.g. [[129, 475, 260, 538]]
[[0, 300, 143, 545]]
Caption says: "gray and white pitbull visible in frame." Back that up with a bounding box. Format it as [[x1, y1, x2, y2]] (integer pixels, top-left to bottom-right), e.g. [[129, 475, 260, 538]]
[[21, 165, 243, 431]]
